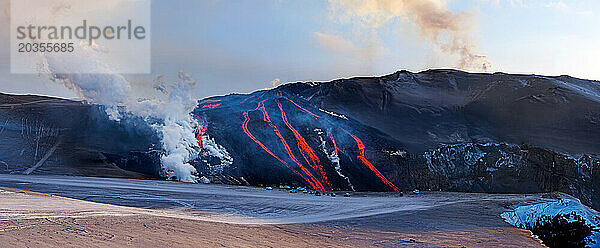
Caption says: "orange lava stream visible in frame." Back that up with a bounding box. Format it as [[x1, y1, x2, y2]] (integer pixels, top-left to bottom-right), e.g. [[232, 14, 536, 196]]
[[242, 111, 320, 189], [196, 124, 208, 156], [256, 101, 325, 190], [202, 103, 222, 109], [241, 101, 324, 190], [276, 99, 332, 190], [328, 133, 339, 155], [241, 93, 265, 103], [235, 92, 399, 191], [282, 95, 398, 190], [341, 128, 400, 192], [196, 125, 207, 147], [282, 97, 321, 119]]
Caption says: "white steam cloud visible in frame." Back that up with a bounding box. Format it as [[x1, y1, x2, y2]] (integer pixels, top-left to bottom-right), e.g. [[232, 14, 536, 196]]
[[326, 0, 492, 71], [44, 43, 201, 182]]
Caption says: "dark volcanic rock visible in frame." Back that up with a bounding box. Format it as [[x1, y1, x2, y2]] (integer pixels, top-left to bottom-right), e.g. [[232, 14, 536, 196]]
[[191, 91, 405, 191], [0, 93, 159, 178], [419, 143, 600, 209], [1, 69, 599, 210], [189, 70, 599, 208], [279, 70, 600, 154]]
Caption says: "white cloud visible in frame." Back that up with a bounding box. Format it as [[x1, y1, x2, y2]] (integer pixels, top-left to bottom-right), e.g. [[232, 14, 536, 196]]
[[325, 0, 492, 71], [313, 32, 360, 55], [479, 0, 526, 8], [312, 31, 388, 61], [545, 0, 593, 17], [545, 0, 569, 11]]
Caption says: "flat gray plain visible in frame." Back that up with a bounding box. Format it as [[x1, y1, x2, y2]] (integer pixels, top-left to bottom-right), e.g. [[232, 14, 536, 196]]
[[0, 174, 545, 247]]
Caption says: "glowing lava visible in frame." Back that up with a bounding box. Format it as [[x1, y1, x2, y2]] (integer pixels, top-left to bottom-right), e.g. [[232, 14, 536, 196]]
[[341, 128, 400, 191], [281, 93, 398, 191], [242, 102, 324, 190], [256, 100, 325, 190], [276, 99, 332, 189], [282, 96, 320, 119], [234, 91, 400, 191], [196, 123, 208, 156], [202, 103, 222, 109], [329, 133, 339, 155]]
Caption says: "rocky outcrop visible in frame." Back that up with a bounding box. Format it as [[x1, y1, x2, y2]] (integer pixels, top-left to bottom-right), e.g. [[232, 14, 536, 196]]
[[414, 143, 600, 210]]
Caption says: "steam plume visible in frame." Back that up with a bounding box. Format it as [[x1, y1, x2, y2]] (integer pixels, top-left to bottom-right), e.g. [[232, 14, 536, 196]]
[[271, 78, 281, 88], [44, 44, 201, 182], [327, 0, 492, 71]]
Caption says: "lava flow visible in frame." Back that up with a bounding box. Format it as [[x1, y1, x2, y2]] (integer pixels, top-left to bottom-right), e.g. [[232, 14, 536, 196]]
[[202, 103, 222, 109], [242, 102, 324, 190], [196, 124, 207, 147], [341, 128, 400, 191], [329, 133, 339, 155], [282, 94, 398, 191], [241, 92, 265, 104], [282, 96, 320, 120], [276, 99, 332, 189], [195, 123, 208, 156], [256, 100, 325, 190], [237, 92, 399, 191]]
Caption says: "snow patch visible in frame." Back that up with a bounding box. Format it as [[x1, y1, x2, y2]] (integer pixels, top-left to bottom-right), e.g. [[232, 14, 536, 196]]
[[543, 77, 600, 103], [390, 150, 407, 157], [199, 176, 211, 184], [316, 130, 354, 191], [319, 109, 348, 120], [501, 197, 600, 247], [424, 143, 487, 175], [384, 150, 407, 157], [518, 79, 530, 87]]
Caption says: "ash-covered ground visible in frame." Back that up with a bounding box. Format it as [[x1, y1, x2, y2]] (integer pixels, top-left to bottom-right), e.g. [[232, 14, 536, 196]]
[[0, 175, 548, 247]]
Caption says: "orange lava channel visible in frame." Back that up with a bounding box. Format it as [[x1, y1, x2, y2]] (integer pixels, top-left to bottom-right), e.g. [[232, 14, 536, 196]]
[[282, 97, 320, 119], [196, 124, 208, 156], [276, 99, 332, 190], [329, 133, 339, 155], [242, 102, 324, 190], [257, 101, 325, 190], [341, 128, 400, 191], [202, 103, 222, 109]]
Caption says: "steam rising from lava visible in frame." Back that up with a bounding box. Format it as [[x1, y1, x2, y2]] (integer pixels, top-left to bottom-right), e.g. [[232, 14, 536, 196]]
[[327, 0, 492, 71], [43, 44, 201, 182]]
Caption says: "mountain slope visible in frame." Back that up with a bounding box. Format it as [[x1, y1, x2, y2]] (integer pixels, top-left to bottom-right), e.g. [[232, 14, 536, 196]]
[[279, 70, 600, 154], [0, 93, 158, 178], [1, 70, 599, 209], [189, 90, 411, 191]]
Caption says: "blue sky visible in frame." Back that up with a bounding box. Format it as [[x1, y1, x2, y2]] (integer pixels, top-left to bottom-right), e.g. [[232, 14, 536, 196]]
[[1, 0, 599, 98]]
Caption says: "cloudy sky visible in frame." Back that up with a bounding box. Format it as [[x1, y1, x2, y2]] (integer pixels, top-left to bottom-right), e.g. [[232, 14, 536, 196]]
[[0, 0, 599, 98]]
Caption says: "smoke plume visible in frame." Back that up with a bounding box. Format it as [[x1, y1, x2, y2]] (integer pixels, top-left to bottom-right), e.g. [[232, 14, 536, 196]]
[[44, 43, 201, 182], [327, 0, 492, 71]]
